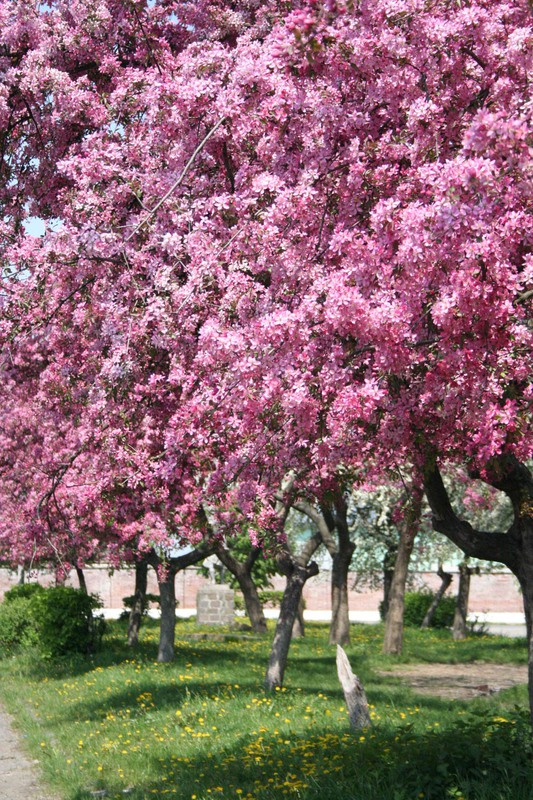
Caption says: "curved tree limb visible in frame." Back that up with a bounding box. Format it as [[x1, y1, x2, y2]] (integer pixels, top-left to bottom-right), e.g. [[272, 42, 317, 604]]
[[423, 462, 519, 572]]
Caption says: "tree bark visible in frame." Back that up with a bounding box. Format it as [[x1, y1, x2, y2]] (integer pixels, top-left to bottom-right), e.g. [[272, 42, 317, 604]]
[[128, 557, 149, 647], [382, 488, 423, 655], [291, 596, 306, 639], [264, 497, 321, 692], [147, 537, 217, 663], [239, 569, 268, 634], [294, 492, 354, 646], [421, 564, 453, 629], [329, 545, 354, 645], [452, 562, 472, 640], [328, 497, 355, 646], [521, 581, 533, 735], [215, 544, 268, 634], [382, 543, 398, 620], [264, 559, 318, 690], [157, 569, 176, 663], [337, 645, 372, 729], [76, 566, 88, 594]]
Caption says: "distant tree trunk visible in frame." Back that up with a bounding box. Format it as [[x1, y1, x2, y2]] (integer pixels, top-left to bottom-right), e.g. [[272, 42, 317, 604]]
[[421, 564, 453, 629], [265, 560, 318, 689], [296, 493, 354, 646], [128, 558, 149, 647], [157, 568, 177, 662], [215, 544, 268, 634], [147, 535, 217, 663], [76, 566, 88, 594], [382, 543, 398, 619], [382, 488, 423, 655], [17, 566, 25, 585], [453, 563, 472, 640], [239, 570, 268, 634]]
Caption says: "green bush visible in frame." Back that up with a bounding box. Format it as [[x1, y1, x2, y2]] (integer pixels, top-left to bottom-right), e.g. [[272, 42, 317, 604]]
[[122, 592, 161, 613], [380, 590, 455, 628], [0, 597, 38, 654], [429, 594, 456, 629], [120, 593, 161, 620], [259, 590, 285, 607], [29, 586, 106, 656], [4, 582, 45, 603]]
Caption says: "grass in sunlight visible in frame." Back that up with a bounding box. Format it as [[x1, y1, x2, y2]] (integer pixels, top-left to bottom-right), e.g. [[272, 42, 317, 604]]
[[0, 618, 531, 800]]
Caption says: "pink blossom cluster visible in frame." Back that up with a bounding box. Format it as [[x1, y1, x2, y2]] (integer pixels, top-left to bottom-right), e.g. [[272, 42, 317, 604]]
[[0, 0, 531, 570]]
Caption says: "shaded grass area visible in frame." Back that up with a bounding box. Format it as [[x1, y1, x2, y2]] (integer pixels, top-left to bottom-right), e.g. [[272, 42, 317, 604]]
[[0, 619, 530, 800]]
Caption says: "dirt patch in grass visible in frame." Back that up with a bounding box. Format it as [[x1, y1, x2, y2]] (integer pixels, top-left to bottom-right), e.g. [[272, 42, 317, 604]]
[[378, 662, 528, 700]]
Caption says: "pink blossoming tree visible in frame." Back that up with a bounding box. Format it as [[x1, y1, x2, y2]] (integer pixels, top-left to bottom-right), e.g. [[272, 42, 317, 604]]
[[0, 0, 532, 719]]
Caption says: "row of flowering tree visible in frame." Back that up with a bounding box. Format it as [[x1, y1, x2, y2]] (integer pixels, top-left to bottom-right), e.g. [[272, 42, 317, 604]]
[[0, 0, 532, 722]]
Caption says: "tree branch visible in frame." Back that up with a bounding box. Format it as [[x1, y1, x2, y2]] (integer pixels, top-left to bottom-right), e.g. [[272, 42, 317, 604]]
[[423, 462, 519, 570], [126, 117, 226, 241], [291, 498, 338, 556]]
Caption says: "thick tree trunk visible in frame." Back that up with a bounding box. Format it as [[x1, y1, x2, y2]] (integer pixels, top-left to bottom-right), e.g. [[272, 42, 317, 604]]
[[382, 490, 423, 655], [265, 561, 318, 690], [291, 596, 306, 639], [329, 545, 355, 646], [421, 564, 453, 629], [157, 570, 176, 663], [76, 566, 88, 594], [128, 558, 149, 647], [521, 582, 533, 732], [329, 497, 355, 646], [452, 563, 472, 640]]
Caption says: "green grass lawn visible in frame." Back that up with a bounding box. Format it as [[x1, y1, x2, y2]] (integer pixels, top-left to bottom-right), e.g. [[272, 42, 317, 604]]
[[0, 619, 531, 800]]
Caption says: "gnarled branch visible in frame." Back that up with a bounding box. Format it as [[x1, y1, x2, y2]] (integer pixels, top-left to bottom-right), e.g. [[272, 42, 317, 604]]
[[423, 462, 518, 571]]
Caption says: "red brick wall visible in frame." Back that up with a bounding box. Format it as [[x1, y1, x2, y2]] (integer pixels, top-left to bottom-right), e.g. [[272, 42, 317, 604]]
[[0, 565, 524, 614]]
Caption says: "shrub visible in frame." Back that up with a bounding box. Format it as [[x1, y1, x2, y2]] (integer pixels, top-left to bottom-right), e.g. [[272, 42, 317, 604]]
[[4, 582, 45, 603], [0, 597, 38, 654], [430, 594, 456, 629], [380, 590, 455, 628], [120, 593, 161, 620], [259, 590, 285, 608], [403, 591, 455, 628], [122, 592, 161, 613], [29, 586, 106, 656]]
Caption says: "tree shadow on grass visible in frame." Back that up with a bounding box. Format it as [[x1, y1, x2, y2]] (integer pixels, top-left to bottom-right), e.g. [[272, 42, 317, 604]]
[[66, 708, 533, 800]]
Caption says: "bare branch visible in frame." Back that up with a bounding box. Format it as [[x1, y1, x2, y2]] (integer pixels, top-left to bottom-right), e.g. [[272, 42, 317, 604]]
[[126, 117, 226, 241]]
